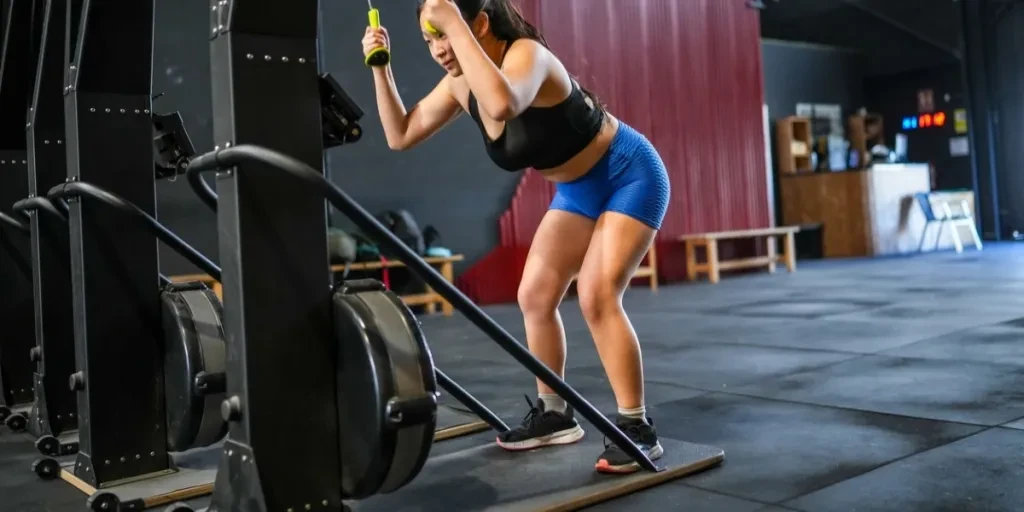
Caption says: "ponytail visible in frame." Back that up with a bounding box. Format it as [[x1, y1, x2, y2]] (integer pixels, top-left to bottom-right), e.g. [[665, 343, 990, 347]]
[[417, 0, 607, 114], [481, 0, 547, 46]]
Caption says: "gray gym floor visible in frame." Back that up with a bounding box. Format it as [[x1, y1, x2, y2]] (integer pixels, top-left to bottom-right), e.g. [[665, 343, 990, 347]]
[[4, 244, 1024, 511]]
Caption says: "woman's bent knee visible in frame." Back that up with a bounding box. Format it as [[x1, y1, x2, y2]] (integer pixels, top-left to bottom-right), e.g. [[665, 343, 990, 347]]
[[577, 280, 622, 324], [518, 280, 563, 319]]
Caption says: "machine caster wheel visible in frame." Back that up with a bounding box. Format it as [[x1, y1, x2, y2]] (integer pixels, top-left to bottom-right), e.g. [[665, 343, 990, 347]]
[[164, 502, 193, 512], [35, 435, 60, 456], [87, 491, 120, 511], [0, 406, 10, 422], [32, 457, 60, 480], [5, 412, 27, 432]]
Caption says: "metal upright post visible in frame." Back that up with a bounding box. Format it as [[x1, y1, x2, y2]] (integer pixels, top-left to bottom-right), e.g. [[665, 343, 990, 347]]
[[24, 0, 78, 441], [0, 0, 39, 420], [960, 0, 1001, 239], [205, 0, 342, 510], [63, 0, 165, 487]]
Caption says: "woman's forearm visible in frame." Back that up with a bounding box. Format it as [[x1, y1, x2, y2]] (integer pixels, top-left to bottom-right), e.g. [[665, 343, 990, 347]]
[[372, 66, 412, 149], [445, 21, 516, 119]]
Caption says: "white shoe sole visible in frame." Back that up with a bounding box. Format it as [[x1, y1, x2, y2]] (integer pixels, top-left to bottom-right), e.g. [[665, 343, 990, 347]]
[[496, 424, 586, 451], [596, 441, 664, 474]]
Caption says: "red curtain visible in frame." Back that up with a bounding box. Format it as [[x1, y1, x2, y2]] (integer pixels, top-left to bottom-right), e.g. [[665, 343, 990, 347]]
[[458, 0, 770, 304]]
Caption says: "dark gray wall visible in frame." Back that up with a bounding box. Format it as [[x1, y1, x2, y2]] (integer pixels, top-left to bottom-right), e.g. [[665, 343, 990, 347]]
[[152, 0, 217, 274], [761, 39, 866, 122], [991, 5, 1024, 237], [151, 2, 517, 276], [864, 64, 970, 191], [761, 39, 867, 221]]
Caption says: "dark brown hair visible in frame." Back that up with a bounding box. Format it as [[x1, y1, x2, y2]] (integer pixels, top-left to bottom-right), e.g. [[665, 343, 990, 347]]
[[417, 0, 605, 113]]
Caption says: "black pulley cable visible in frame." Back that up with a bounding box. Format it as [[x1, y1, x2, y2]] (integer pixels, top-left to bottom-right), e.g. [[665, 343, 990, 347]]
[[187, 145, 659, 471], [432, 368, 506, 435], [47, 181, 221, 282], [0, 210, 29, 233], [15, 194, 174, 289], [187, 170, 218, 212], [13, 196, 68, 221]]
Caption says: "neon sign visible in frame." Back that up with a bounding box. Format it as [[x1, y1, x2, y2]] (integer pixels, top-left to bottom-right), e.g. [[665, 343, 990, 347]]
[[902, 112, 947, 130]]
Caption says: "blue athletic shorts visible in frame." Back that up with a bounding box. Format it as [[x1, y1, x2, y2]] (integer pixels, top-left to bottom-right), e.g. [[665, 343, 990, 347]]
[[549, 122, 670, 230]]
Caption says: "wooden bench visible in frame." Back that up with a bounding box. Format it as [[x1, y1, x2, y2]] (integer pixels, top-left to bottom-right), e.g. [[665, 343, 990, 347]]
[[565, 244, 659, 292], [169, 254, 465, 317], [169, 273, 224, 301], [332, 255, 464, 316], [633, 244, 658, 292], [680, 226, 800, 284]]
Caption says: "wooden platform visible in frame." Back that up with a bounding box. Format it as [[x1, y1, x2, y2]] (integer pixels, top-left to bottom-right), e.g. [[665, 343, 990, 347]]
[[50, 445, 219, 510], [350, 437, 724, 511], [435, 405, 489, 442], [681, 226, 800, 283], [40, 408, 483, 510]]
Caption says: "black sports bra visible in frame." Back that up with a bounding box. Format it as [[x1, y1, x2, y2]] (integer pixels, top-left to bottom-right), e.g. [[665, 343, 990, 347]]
[[467, 42, 605, 172]]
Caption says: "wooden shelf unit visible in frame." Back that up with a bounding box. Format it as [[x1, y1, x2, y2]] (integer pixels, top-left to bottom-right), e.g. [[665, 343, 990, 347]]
[[847, 113, 884, 169], [775, 116, 813, 174]]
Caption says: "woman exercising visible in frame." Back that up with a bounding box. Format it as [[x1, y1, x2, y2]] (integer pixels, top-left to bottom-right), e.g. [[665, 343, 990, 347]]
[[362, 0, 670, 474]]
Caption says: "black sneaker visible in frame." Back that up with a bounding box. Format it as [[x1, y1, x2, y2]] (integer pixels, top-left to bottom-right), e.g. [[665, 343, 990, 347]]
[[595, 415, 664, 474], [495, 396, 585, 451]]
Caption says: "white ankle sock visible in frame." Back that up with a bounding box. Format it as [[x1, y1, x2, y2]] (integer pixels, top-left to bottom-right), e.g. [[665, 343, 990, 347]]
[[618, 405, 649, 424], [538, 393, 567, 413]]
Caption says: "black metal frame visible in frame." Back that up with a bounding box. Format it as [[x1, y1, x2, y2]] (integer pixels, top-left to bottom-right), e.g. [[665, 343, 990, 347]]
[[0, 0, 41, 415], [960, 0, 1003, 240], [204, 1, 343, 508], [61, 0, 169, 488], [22, 0, 79, 442]]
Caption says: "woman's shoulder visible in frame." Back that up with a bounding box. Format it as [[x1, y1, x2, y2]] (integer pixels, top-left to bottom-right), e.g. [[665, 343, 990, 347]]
[[502, 38, 551, 64], [501, 38, 565, 84]]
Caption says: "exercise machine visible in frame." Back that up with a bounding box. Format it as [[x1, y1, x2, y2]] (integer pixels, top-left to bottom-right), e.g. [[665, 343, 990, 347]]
[[30, 179, 230, 507], [25, 1, 228, 509], [0, 209, 32, 431], [13, 0, 81, 456], [0, 0, 41, 432], [179, 1, 724, 510], [10, 0, 209, 462]]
